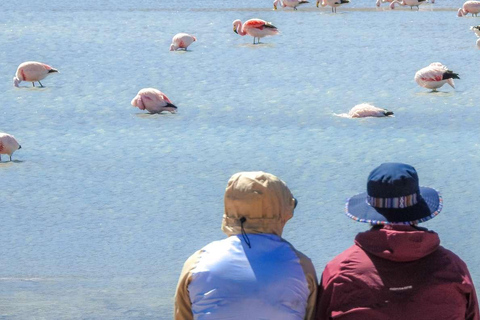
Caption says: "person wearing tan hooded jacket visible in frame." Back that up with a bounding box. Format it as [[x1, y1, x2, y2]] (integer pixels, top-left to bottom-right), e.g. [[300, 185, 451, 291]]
[[174, 171, 318, 320]]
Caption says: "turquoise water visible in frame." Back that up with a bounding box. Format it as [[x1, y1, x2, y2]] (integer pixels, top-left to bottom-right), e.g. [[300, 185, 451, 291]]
[[1, 0, 480, 318]]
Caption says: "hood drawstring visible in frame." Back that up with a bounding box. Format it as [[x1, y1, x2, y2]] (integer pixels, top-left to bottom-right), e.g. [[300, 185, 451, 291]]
[[240, 217, 251, 249]]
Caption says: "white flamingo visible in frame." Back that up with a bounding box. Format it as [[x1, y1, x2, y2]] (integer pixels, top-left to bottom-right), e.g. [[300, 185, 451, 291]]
[[390, 0, 427, 9], [458, 1, 480, 16], [414, 63, 459, 91], [273, 0, 309, 10], [317, 0, 350, 12], [170, 33, 196, 51], [232, 19, 279, 44], [0, 133, 21, 162]]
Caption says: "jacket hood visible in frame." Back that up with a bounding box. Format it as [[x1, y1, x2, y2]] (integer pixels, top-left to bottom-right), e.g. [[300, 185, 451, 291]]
[[222, 171, 296, 237], [354, 224, 440, 262]]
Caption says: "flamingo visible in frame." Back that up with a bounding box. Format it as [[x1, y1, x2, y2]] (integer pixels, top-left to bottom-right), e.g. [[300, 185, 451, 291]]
[[390, 0, 427, 9], [0, 133, 21, 162], [458, 1, 480, 16], [317, 0, 350, 13], [414, 63, 459, 91], [232, 19, 279, 44], [471, 25, 480, 36], [131, 88, 177, 114], [376, 0, 394, 7], [13, 61, 58, 87], [336, 103, 393, 118], [273, 0, 309, 10], [170, 33, 196, 51]]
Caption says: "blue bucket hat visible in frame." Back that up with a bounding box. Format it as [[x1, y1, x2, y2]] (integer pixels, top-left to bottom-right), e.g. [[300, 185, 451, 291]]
[[345, 163, 443, 225]]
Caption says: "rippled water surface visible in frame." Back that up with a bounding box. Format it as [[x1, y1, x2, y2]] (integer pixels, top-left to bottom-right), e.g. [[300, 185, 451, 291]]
[[1, 0, 480, 318]]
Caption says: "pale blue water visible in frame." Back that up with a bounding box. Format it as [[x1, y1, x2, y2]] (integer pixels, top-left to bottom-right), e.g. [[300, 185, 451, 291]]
[[1, 0, 480, 318]]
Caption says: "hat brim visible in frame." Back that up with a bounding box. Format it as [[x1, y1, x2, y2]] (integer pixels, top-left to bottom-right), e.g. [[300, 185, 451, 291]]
[[346, 187, 442, 225]]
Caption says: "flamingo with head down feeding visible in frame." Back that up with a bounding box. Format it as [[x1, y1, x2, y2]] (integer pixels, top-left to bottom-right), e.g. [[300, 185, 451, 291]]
[[13, 61, 58, 88], [336, 103, 394, 118], [0, 133, 21, 162], [390, 0, 427, 9], [414, 63, 459, 92], [376, 0, 394, 7], [131, 88, 177, 114], [273, 0, 309, 10], [232, 19, 279, 44], [458, 1, 480, 16], [317, 0, 350, 13], [170, 33, 196, 51]]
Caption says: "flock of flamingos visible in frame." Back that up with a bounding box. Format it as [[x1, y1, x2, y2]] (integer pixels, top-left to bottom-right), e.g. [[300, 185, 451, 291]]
[[1, 0, 479, 162]]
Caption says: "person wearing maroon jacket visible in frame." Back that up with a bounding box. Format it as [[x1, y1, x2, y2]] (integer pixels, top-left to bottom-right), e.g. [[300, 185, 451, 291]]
[[316, 162, 479, 320]]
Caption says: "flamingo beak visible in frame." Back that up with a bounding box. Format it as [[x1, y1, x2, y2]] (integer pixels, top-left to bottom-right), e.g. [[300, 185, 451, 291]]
[[316, 0, 320, 7], [274, 4, 277, 9], [233, 27, 238, 34], [48, 69, 59, 73]]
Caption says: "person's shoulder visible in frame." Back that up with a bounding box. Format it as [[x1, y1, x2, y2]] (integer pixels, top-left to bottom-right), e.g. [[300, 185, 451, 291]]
[[434, 245, 471, 270]]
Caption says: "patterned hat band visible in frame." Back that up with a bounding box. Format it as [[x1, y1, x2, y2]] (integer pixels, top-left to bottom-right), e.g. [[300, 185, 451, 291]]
[[367, 192, 419, 209]]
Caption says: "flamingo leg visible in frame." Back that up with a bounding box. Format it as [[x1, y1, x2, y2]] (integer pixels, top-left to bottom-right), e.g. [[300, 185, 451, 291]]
[[9, 155, 12, 161], [38, 80, 44, 87], [32, 82, 35, 87]]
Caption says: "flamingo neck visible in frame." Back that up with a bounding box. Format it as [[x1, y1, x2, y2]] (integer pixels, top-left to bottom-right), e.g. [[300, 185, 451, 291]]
[[236, 22, 247, 36]]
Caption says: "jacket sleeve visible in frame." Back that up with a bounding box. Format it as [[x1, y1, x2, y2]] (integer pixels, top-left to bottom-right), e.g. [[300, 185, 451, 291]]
[[174, 250, 202, 320], [315, 270, 334, 320], [292, 249, 318, 320], [463, 266, 480, 320]]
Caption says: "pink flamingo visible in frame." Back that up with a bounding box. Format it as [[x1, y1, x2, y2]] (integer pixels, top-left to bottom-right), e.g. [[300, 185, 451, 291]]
[[131, 88, 177, 114], [232, 19, 279, 44], [273, 0, 309, 10], [414, 63, 459, 91], [0, 133, 21, 162], [458, 1, 480, 16], [390, 0, 427, 9], [13, 61, 58, 87], [170, 33, 197, 51], [376, 0, 395, 7], [317, 0, 350, 13], [348, 103, 393, 118]]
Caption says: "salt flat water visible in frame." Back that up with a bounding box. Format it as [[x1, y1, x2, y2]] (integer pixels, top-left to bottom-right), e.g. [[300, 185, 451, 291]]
[[1, 0, 480, 318]]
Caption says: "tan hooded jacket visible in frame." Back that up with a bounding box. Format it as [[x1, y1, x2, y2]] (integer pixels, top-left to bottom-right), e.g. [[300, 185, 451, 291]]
[[174, 171, 318, 320]]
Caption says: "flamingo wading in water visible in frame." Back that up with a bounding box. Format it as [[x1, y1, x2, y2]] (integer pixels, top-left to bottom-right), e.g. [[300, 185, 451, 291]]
[[232, 19, 279, 44], [376, 0, 395, 7], [131, 88, 177, 114], [170, 33, 196, 51], [317, 0, 350, 13], [458, 1, 480, 16], [414, 63, 459, 92], [336, 103, 394, 118], [13, 61, 58, 87], [0, 133, 21, 162], [390, 0, 427, 9], [273, 0, 309, 10]]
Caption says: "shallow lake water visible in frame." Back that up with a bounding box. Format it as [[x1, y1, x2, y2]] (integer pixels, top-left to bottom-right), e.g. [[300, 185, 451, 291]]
[[1, 0, 480, 318]]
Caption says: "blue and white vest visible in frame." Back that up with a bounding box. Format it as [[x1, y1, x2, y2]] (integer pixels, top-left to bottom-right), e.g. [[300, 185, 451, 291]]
[[188, 234, 310, 320]]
